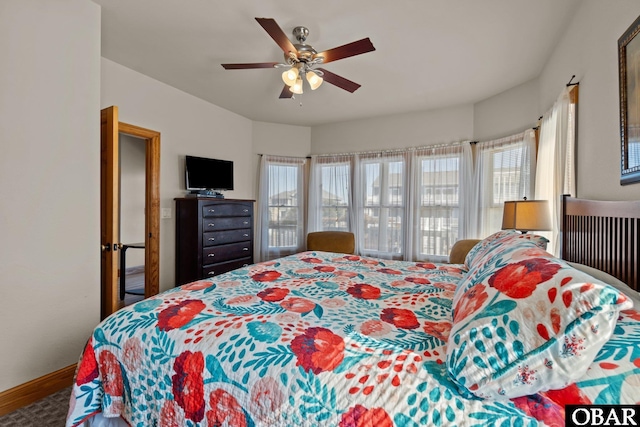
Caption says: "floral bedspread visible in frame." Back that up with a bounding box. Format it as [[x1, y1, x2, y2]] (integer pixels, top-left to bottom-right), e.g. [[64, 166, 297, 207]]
[[67, 251, 640, 427]]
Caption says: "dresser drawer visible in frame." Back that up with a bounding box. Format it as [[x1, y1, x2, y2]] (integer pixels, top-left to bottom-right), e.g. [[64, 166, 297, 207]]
[[202, 257, 252, 278], [202, 216, 252, 231], [203, 241, 252, 264], [202, 202, 252, 218], [203, 229, 251, 247], [175, 198, 254, 287]]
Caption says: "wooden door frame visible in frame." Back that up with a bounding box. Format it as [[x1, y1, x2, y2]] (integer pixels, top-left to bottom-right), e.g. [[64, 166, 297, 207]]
[[101, 107, 119, 318], [101, 107, 160, 320], [119, 122, 161, 300]]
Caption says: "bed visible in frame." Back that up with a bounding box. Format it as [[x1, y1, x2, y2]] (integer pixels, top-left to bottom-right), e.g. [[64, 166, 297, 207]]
[[66, 197, 640, 427], [561, 195, 640, 292]]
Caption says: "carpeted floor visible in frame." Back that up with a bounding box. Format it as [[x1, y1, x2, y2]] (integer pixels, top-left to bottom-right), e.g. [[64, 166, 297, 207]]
[[0, 386, 71, 427]]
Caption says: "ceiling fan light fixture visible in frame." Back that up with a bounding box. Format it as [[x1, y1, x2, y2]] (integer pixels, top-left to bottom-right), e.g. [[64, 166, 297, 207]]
[[306, 70, 323, 90], [222, 18, 375, 98], [291, 75, 304, 94], [281, 67, 299, 86]]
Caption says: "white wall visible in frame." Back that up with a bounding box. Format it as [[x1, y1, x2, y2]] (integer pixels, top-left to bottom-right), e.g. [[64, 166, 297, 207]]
[[251, 121, 311, 197], [539, 0, 640, 200], [475, 1, 640, 200], [252, 121, 311, 157], [473, 78, 540, 142], [101, 58, 256, 291], [0, 0, 101, 391], [311, 105, 474, 154]]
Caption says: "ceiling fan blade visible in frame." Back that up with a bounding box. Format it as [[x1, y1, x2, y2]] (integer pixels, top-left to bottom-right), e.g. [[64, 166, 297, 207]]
[[255, 18, 297, 55], [315, 38, 375, 64], [317, 68, 361, 93], [221, 62, 279, 70], [279, 85, 293, 99]]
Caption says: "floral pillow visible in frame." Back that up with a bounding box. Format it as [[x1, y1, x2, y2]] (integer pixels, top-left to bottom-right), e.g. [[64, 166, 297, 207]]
[[447, 240, 632, 399], [464, 230, 549, 271]]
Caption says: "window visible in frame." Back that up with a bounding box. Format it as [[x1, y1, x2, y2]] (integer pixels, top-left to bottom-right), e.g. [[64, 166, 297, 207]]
[[411, 142, 473, 261], [358, 156, 405, 258], [319, 162, 350, 231], [308, 155, 353, 233], [475, 131, 536, 238], [416, 156, 460, 258], [309, 143, 473, 262], [267, 164, 300, 248], [256, 155, 306, 261], [492, 148, 528, 203]]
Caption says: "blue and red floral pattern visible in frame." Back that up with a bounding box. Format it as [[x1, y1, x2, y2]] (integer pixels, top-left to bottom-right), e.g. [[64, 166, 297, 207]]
[[66, 250, 640, 427], [464, 230, 549, 270], [447, 234, 634, 400]]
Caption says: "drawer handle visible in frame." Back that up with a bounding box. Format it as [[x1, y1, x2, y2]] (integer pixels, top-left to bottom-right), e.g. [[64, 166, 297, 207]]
[[242, 247, 249, 251], [208, 271, 215, 275], [208, 253, 215, 257], [208, 209, 215, 213], [243, 209, 248, 213], [243, 234, 249, 237], [208, 237, 215, 241], [208, 223, 215, 227], [243, 221, 249, 225]]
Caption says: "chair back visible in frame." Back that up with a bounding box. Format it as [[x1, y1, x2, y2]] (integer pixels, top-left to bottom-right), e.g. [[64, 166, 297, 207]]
[[306, 231, 355, 254]]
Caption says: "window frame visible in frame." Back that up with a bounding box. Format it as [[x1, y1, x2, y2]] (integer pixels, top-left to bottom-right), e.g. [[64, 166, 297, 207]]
[[359, 157, 406, 259]]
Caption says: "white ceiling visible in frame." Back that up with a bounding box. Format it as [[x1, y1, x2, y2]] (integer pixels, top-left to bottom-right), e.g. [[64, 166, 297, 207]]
[[94, 0, 580, 127]]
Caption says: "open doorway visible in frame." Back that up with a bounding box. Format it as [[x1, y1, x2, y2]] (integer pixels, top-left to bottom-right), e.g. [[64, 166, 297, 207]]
[[100, 106, 160, 319], [120, 133, 147, 305]]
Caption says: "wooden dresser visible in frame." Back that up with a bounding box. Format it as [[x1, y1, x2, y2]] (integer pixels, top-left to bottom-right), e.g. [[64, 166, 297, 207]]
[[175, 197, 254, 285]]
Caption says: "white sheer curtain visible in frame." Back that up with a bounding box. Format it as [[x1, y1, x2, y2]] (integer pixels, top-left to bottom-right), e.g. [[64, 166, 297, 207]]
[[474, 130, 537, 239], [308, 154, 354, 233], [353, 151, 408, 260], [256, 155, 307, 262], [305, 143, 474, 262], [535, 87, 576, 256], [407, 142, 474, 262]]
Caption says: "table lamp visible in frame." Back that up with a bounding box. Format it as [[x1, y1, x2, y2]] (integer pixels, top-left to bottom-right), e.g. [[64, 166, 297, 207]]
[[501, 198, 551, 234]]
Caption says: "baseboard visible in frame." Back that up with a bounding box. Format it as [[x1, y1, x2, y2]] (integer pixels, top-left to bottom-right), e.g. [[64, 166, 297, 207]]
[[0, 364, 76, 417]]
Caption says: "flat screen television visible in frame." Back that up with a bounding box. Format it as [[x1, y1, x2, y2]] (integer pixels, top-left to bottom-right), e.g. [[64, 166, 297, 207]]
[[185, 155, 234, 191]]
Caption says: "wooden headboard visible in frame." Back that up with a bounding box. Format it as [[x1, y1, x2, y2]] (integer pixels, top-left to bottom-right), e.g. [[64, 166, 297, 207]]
[[561, 195, 640, 291]]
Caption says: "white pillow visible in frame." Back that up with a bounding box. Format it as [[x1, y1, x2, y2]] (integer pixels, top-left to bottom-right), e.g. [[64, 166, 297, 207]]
[[567, 262, 640, 311], [446, 240, 632, 399]]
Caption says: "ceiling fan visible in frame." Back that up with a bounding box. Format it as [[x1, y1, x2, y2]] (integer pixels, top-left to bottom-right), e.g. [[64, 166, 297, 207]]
[[221, 18, 375, 98]]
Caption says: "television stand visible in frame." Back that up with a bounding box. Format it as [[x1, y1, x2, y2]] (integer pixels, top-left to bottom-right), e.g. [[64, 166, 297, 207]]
[[189, 190, 224, 198]]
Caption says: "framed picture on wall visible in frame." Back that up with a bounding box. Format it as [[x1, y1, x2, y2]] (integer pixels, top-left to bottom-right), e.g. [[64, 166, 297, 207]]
[[619, 14, 640, 184]]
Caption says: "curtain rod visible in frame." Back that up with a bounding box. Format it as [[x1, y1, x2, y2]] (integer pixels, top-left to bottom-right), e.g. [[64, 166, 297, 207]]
[[256, 153, 311, 159], [308, 141, 472, 158], [472, 126, 538, 145], [260, 140, 471, 160]]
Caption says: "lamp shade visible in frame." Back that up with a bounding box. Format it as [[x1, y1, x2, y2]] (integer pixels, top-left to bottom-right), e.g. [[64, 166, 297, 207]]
[[281, 67, 299, 87], [501, 199, 551, 232], [306, 70, 323, 90], [291, 75, 304, 94]]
